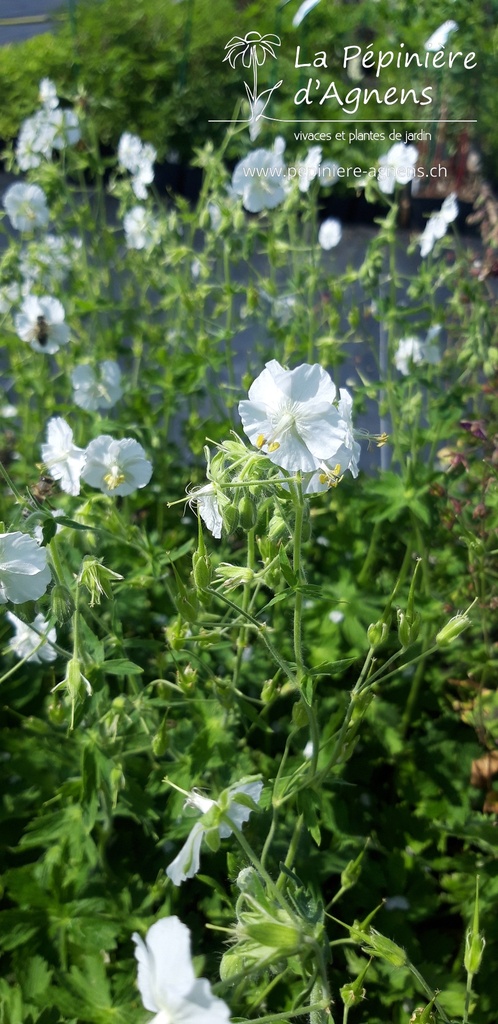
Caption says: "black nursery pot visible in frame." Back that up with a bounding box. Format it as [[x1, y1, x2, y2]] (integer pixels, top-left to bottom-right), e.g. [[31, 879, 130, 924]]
[[409, 195, 476, 233]]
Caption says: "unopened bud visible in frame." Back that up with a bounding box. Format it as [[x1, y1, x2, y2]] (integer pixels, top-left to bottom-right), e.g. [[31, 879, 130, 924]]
[[397, 608, 421, 647], [78, 556, 123, 607], [464, 876, 485, 976], [192, 550, 212, 590], [360, 928, 407, 968], [238, 493, 257, 531], [221, 503, 239, 534], [367, 620, 389, 648], [51, 583, 74, 624], [215, 563, 255, 591], [436, 611, 472, 646]]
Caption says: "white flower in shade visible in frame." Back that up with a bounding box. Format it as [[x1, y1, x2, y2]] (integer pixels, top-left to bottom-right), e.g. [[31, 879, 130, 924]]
[[39, 78, 59, 110], [377, 143, 418, 194], [166, 779, 263, 886], [123, 206, 158, 250], [71, 361, 123, 411], [6, 611, 57, 664], [41, 417, 86, 496], [208, 203, 222, 231], [298, 145, 322, 192], [3, 183, 49, 232], [425, 20, 458, 51], [394, 326, 441, 375], [49, 108, 81, 150], [231, 149, 287, 213], [293, 0, 322, 28], [239, 360, 351, 473], [0, 532, 51, 604], [20, 234, 80, 291], [118, 133, 144, 172], [318, 217, 342, 249], [15, 295, 70, 354], [133, 918, 231, 1024], [81, 436, 152, 496], [419, 193, 459, 256], [191, 484, 224, 539], [259, 288, 297, 326]]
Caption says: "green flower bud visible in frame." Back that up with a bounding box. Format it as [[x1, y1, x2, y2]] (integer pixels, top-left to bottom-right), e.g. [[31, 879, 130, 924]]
[[367, 620, 389, 648], [397, 608, 421, 648], [221, 503, 239, 534], [242, 920, 302, 954], [51, 583, 75, 624], [409, 1002, 437, 1023], [78, 556, 123, 607], [464, 876, 486, 976], [175, 588, 200, 623], [192, 550, 212, 591], [238, 493, 257, 531], [360, 928, 407, 968], [339, 957, 370, 1010], [152, 716, 170, 757], [214, 563, 255, 591], [436, 611, 472, 646]]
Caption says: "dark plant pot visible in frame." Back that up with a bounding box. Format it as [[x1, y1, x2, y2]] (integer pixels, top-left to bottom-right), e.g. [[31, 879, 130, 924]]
[[154, 160, 203, 202], [409, 196, 476, 234], [319, 190, 386, 225]]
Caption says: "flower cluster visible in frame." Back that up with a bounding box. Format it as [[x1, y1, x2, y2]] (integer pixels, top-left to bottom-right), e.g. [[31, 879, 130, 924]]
[[16, 79, 80, 171], [419, 193, 459, 257], [394, 327, 441, 375], [118, 132, 156, 200], [41, 417, 152, 498]]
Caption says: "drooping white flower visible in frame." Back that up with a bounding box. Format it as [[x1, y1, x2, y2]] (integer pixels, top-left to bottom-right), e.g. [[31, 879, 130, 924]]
[[293, 0, 322, 28], [39, 78, 59, 111], [3, 183, 49, 232], [231, 148, 287, 213], [15, 295, 70, 354], [318, 217, 342, 249], [394, 327, 441, 375], [297, 145, 322, 192], [190, 484, 224, 539], [419, 193, 459, 256], [239, 360, 350, 473], [425, 20, 458, 51], [377, 143, 418, 194], [71, 361, 123, 411], [166, 779, 263, 886], [133, 918, 231, 1024], [41, 417, 86, 496], [6, 611, 57, 663], [81, 436, 152, 496], [0, 532, 51, 604]]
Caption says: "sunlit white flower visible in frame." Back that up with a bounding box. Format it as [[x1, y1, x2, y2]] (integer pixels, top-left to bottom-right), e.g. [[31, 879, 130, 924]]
[[425, 20, 458, 51], [231, 149, 287, 213], [6, 611, 57, 663], [394, 326, 441, 375], [239, 360, 350, 473], [3, 183, 49, 232], [15, 295, 69, 354], [318, 217, 342, 249], [124, 206, 159, 250], [303, 389, 361, 490], [293, 0, 322, 28], [166, 779, 263, 885], [118, 133, 156, 199], [71, 361, 123, 411], [81, 435, 152, 496], [133, 917, 231, 1024], [419, 193, 459, 256], [15, 111, 56, 170], [298, 145, 322, 192], [190, 484, 224, 539], [41, 417, 86, 496], [39, 78, 59, 110], [377, 143, 418, 195], [0, 531, 51, 604], [49, 107, 81, 150]]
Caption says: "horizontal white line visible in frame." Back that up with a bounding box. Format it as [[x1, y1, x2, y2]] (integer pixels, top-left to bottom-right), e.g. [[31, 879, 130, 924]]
[[209, 118, 477, 123]]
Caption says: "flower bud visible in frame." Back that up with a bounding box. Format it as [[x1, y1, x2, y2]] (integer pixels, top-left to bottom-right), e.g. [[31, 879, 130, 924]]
[[214, 563, 255, 591], [192, 550, 212, 591], [367, 620, 389, 648], [238, 493, 257, 531], [436, 611, 472, 646], [78, 556, 123, 607], [397, 608, 421, 648], [51, 583, 75, 624], [175, 588, 200, 623], [410, 1002, 436, 1023], [221, 503, 239, 534], [464, 876, 485, 976], [360, 928, 407, 968]]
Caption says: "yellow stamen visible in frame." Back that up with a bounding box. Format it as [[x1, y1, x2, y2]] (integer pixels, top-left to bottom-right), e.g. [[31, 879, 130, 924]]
[[103, 468, 126, 490], [267, 441, 280, 453], [256, 434, 266, 449]]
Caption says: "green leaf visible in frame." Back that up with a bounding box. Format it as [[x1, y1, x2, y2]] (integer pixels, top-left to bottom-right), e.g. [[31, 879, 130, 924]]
[[101, 659, 144, 677]]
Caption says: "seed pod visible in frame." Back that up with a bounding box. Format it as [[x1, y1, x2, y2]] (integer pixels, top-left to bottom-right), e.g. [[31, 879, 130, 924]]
[[238, 493, 257, 531]]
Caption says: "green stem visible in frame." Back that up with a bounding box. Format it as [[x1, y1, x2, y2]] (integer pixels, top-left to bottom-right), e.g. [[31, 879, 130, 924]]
[[276, 813, 304, 889]]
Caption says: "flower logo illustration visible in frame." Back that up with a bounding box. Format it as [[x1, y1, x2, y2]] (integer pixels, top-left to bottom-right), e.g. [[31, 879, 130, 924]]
[[224, 32, 282, 132]]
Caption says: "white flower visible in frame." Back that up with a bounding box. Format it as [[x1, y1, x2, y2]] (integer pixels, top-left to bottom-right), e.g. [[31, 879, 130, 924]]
[[208, 203, 222, 231], [133, 918, 231, 1024], [385, 896, 410, 911], [48, 108, 81, 150], [231, 149, 287, 213], [329, 609, 344, 623], [419, 193, 459, 256], [259, 288, 297, 326], [6, 611, 57, 663], [298, 145, 322, 192], [394, 327, 441, 375], [239, 360, 350, 473], [118, 133, 156, 199], [0, 532, 51, 604], [166, 780, 263, 886], [81, 436, 152, 496], [249, 97, 265, 142], [377, 143, 418, 194], [15, 111, 55, 170], [191, 484, 224, 539], [15, 295, 70, 354], [3, 183, 49, 232], [20, 234, 80, 291], [123, 206, 158, 250], [318, 217, 342, 249], [41, 417, 86, 496], [293, 0, 322, 28], [303, 389, 361, 490], [0, 280, 23, 314], [71, 361, 123, 411], [118, 133, 144, 172], [303, 740, 314, 759], [39, 78, 59, 110], [425, 20, 458, 51]]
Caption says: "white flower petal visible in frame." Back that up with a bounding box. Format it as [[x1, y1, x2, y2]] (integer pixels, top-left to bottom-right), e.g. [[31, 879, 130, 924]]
[[166, 821, 206, 885]]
